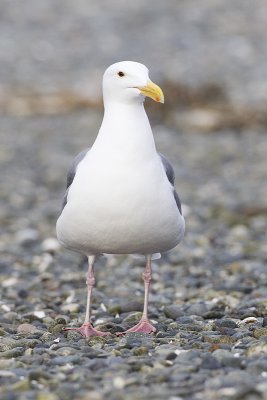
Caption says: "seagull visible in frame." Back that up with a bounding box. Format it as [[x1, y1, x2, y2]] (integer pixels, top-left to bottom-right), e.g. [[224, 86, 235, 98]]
[[56, 61, 185, 337]]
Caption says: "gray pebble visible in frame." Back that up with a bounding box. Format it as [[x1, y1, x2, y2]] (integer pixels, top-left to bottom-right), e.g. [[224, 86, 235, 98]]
[[216, 319, 238, 329], [51, 355, 82, 366], [164, 305, 185, 320], [1, 347, 25, 359], [15, 229, 40, 247], [185, 302, 208, 317]]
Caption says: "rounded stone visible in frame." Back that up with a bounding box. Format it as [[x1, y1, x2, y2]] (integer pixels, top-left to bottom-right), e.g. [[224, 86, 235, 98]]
[[185, 302, 208, 317], [61, 303, 80, 313], [41, 237, 61, 254], [163, 305, 184, 320], [17, 323, 39, 334], [133, 346, 149, 356], [253, 328, 267, 339], [215, 319, 238, 329], [37, 392, 59, 400], [15, 228, 40, 247]]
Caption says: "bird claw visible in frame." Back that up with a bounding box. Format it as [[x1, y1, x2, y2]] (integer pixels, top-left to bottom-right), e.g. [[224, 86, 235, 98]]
[[63, 323, 110, 338], [117, 319, 156, 335]]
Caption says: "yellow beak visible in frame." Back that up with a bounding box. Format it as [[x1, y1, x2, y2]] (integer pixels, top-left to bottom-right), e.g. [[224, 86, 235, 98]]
[[137, 80, 164, 103]]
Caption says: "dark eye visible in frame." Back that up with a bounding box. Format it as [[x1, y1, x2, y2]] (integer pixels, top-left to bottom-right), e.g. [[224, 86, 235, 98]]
[[118, 71, 125, 77]]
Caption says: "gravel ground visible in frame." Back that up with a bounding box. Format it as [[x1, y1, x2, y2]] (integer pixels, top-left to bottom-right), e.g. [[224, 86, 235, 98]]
[[1, 1, 267, 399], [1, 0, 267, 108], [0, 111, 267, 400]]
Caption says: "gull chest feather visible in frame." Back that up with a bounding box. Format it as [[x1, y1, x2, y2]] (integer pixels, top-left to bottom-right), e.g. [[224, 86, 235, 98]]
[[57, 151, 183, 255]]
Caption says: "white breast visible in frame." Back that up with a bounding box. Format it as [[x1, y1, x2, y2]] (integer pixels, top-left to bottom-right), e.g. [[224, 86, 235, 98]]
[[57, 150, 184, 256]]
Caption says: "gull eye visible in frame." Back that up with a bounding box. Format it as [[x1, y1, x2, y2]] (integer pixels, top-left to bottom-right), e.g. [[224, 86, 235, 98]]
[[118, 71, 125, 77]]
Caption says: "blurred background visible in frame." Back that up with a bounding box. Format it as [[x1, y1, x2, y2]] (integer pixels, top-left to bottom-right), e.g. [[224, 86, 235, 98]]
[[1, 0, 266, 240], [1, 1, 267, 399]]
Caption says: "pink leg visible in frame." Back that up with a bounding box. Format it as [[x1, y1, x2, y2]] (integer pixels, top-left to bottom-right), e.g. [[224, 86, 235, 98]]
[[63, 255, 110, 338], [118, 255, 156, 335]]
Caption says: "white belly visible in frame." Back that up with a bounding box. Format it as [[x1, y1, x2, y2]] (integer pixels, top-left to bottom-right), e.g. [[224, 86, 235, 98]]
[[56, 153, 185, 256]]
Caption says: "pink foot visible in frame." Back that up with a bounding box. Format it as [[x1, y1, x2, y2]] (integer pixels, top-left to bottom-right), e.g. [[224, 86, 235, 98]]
[[117, 319, 156, 335], [63, 323, 110, 338]]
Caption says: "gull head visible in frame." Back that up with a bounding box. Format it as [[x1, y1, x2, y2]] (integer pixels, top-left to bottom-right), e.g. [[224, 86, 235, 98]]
[[102, 61, 164, 106]]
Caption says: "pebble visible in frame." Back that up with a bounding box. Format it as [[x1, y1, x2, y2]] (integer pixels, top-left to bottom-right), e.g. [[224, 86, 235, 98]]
[[122, 312, 143, 323], [15, 228, 40, 247], [17, 323, 39, 334], [0, 370, 16, 378], [215, 319, 238, 329], [41, 237, 61, 254], [164, 305, 185, 320], [51, 355, 81, 366], [253, 328, 267, 339], [185, 302, 208, 317], [1, 347, 25, 359], [37, 393, 59, 400], [61, 303, 80, 313]]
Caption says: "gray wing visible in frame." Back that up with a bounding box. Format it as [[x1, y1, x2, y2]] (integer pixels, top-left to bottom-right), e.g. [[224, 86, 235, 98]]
[[159, 153, 182, 215], [62, 148, 90, 210]]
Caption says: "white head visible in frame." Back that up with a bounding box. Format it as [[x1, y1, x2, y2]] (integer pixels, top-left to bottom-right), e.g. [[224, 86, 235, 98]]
[[102, 61, 164, 106]]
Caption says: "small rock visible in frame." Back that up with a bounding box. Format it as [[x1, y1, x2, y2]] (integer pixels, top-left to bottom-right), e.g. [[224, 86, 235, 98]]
[[3, 312, 19, 322], [201, 353, 220, 369], [33, 311, 46, 319], [15, 228, 40, 247], [123, 312, 142, 323], [61, 303, 80, 313], [0, 359, 15, 369], [18, 288, 29, 299], [25, 348, 34, 356], [185, 302, 208, 317], [121, 300, 143, 313], [0, 370, 16, 378], [29, 370, 52, 382], [113, 376, 126, 389], [164, 305, 184, 320], [229, 225, 250, 240], [2, 347, 25, 359], [51, 355, 81, 366], [176, 316, 194, 324], [0, 337, 18, 351], [247, 359, 267, 373], [41, 237, 60, 254], [238, 317, 258, 325], [133, 346, 149, 356], [11, 378, 30, 391], [37, 393, 59, 400], [215, 319, 238, 329], [0, 328, 7, 336], [253, 328, 267, 339], [76, 391, 104, 400], [48, 323, 64, 334], [17, 323, 39, 334], [55, 347, 78, 356], [55, 316, 68, 325], [247, 341, 267, 356]]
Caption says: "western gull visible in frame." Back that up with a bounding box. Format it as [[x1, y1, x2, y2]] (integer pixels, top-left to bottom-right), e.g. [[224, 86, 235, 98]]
[[56, 61, 185, 337]]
